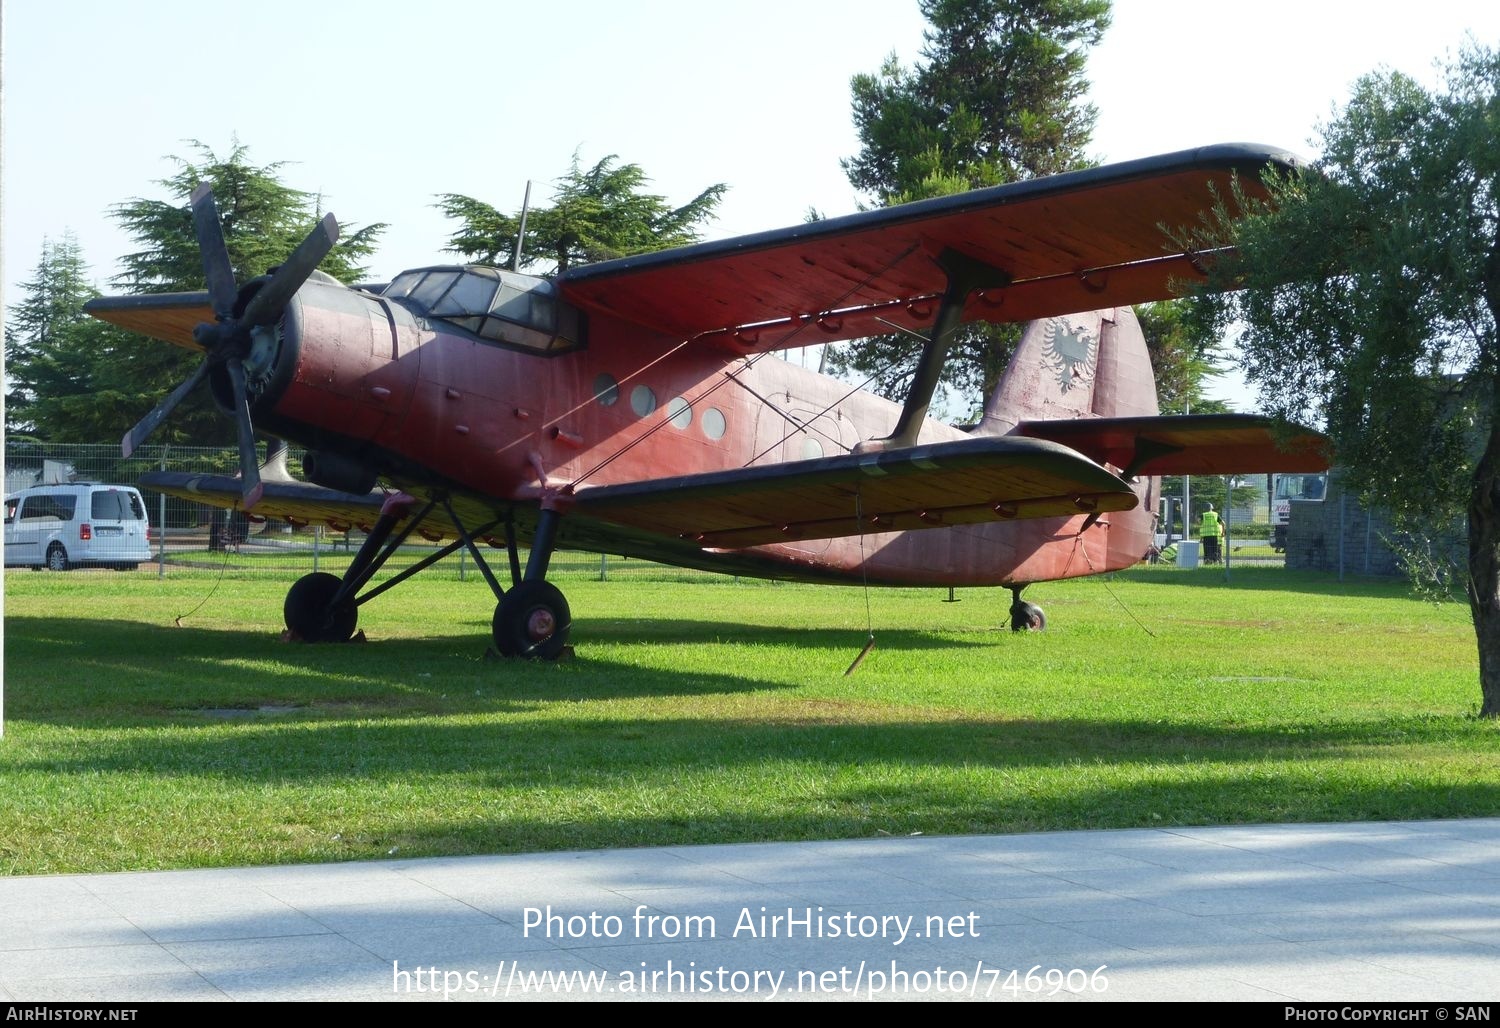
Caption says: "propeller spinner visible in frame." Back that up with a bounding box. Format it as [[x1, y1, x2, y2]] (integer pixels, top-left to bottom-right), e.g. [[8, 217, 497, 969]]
[[121, 184, 339, 510]]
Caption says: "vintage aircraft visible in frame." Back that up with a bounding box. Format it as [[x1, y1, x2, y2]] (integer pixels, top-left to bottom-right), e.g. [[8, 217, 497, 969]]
[[87, 143, 1328, 659]]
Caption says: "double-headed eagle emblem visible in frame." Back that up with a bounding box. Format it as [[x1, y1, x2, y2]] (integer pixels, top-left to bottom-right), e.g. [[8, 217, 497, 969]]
[[1041, 320, 1098, 393]]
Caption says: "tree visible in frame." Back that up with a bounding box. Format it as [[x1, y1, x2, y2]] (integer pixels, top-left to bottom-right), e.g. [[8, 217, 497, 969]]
[[1134, 299, 1236, 528], [1134, 300, 1228, 416], [113, 141, 384, 294], [3, 235, 163, 444], [844, 0, 1111, 206], [828, 0, 1113, 416], [13, 143, 386, 446], [437, 153, 727, 276], [5, 234, 98, 437], [1177, 46, 1500, 716]]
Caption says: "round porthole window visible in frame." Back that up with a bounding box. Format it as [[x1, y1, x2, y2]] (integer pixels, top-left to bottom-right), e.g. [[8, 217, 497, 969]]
[[666, 396, 692, 429], [701, 407, 726, 440], [630, 385, 657, 417], [594, 373, 619, 406]]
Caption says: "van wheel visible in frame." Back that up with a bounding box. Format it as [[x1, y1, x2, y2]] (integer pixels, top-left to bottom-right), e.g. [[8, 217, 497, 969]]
[[46, 544, 69, 572]]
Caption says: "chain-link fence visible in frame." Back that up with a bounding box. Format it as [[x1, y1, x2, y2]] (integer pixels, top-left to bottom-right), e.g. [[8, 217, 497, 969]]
[[7, 440, 1304, 582], [4, 440, 716, 584]]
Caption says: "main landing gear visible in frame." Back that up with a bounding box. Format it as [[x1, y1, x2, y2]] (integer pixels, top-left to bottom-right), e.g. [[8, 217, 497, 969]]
[[489, 506, 571, 659], [281, 494, 572, 659], [492, 580, 572, 660], [1008, 585, 1046, 632]]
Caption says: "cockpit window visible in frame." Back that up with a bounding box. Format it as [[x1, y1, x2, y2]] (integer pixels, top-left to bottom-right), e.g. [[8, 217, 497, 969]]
[[383, 266, 585, 355]]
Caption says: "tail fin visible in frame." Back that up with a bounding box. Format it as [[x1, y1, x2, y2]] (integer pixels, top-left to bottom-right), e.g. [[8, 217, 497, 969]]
[[973, 307, 1159, 435]]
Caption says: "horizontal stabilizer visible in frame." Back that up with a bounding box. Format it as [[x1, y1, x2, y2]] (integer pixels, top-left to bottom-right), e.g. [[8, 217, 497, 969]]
[[571, 436, 1137, 549], [1016, 414, 1330, 477]]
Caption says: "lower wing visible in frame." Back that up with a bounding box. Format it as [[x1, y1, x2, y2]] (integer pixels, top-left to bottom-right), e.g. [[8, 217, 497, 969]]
[[569, 436, 1137, 549], [143, 435, 1137, 552]]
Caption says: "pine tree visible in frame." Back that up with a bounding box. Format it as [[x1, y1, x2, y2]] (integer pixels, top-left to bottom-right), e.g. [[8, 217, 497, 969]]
[[5, 234, 107, 439], [113, 141, 383, 293], [828, 0, 1113, 416], [10, 142, 386, 446], [844, 0, 1111, 206], [437, 153, 726, 276]]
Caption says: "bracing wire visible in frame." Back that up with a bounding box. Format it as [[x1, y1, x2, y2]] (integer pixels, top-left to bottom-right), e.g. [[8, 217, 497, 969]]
[[1075, 529, 1157, 638]]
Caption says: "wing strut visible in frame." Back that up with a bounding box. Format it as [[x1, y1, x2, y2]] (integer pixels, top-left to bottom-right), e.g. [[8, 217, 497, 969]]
[[855, 248, 1008, 452]]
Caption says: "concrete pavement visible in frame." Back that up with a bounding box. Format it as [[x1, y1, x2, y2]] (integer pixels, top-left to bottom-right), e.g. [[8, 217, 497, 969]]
[[2, 818, 1498, 1002]]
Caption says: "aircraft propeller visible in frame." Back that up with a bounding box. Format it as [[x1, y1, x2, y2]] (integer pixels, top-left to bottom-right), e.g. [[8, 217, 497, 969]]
[[120, 184, 339, 510]]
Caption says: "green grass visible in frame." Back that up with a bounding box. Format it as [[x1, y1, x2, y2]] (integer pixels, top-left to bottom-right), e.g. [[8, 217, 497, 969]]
[[2, 562, 1493, 875]]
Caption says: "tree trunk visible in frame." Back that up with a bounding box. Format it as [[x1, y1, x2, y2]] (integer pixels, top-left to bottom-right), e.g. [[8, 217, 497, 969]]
[[1469, 388, 1500, 717], [1472, 240, 1500, 717]]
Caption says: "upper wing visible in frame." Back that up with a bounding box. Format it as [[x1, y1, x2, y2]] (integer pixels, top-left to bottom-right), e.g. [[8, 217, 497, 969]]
[[89, 145, 1298, 355], [557, 144, 1301, 351], [84, 292, 213, 351], [570, 436, 1136, 549], [1016, 414, 1330, 477]]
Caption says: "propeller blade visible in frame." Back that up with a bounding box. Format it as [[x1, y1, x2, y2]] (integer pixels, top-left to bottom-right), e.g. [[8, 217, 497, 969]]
[[189, 184, 238, 320], [121, 361, 209, 458], [239, 213, 340, 329], [225, 360, 264, 510]]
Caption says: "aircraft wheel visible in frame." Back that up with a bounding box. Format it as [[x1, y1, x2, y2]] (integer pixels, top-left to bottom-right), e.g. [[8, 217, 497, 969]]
[[1010, 601, 1046, 632], [284, 571, 358, 642], [46, 544, 69, 572], [493, 581, 571, 659]]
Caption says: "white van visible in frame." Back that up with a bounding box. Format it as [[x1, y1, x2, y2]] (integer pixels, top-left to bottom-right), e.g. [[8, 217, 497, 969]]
[[4, 483, 153, 571]]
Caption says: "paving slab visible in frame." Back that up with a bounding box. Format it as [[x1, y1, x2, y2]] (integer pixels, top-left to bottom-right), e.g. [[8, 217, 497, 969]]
[[2, 818, 1498, 1002]]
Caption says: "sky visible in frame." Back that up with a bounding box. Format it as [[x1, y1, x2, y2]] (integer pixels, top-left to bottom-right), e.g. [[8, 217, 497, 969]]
[[3, 0, 1498, 410]]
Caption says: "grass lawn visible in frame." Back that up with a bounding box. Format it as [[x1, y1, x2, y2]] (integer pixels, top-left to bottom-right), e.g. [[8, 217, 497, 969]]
[[1, 561, 1493, 875]]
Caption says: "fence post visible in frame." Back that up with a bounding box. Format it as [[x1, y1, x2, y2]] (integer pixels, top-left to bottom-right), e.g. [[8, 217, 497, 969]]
[[599, 553, 608, 581], [1338, 493, 1346, 583], [313, 525, 320, 574], [1223, 476, 1232, 583], [158, 446, 167, 579], [460, 544, 467, 582]]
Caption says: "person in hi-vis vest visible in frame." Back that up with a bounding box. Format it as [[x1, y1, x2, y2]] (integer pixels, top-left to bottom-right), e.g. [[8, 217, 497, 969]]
[[1200, 504, 1223, 563]]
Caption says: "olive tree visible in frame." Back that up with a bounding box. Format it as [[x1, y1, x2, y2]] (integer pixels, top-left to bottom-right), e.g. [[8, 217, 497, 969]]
[[1180, 46, 1499, 715]]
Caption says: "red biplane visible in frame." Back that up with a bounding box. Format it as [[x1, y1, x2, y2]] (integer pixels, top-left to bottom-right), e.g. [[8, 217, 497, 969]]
[[87, 143, 1327, 658]]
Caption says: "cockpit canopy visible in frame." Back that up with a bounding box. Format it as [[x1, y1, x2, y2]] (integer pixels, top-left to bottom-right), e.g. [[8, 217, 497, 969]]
[[381, 266, 585, 354]]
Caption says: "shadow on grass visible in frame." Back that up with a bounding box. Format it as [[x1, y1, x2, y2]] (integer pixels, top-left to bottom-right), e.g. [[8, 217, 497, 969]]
[[1116, 564, 1452, 601], [6, 613, 1491, 782], [4, 613, 1000, 720], [8, 710, 1492, 780], [5, 607, 1496, 870], [373, 776, 1500, 860], [6, 709, 1497, 869]]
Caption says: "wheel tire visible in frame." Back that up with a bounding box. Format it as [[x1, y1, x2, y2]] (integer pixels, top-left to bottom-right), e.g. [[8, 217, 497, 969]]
[[45, 544, 69, 572], [1010, 600, 1046, 632], [493, 581, 571, 659], [284, 572, 358, 642]]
